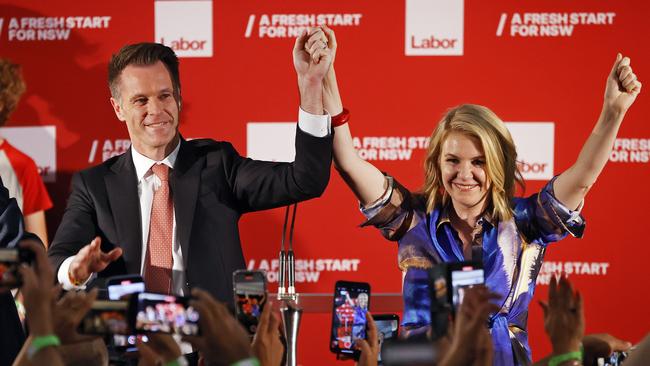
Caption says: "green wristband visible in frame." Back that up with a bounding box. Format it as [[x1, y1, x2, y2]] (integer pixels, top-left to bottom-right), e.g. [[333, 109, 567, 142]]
[[27, 335, 61, 360], [548, 350, 582, 366], [230, 358, 261, 366]]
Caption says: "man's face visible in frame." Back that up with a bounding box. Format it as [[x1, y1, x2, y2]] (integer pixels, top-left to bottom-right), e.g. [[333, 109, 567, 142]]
[[110, 61, 179, 158]]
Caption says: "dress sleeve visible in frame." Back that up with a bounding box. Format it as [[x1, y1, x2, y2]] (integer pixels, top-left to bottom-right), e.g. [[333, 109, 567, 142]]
[[359, 174, 416, 241], [514, 177, 586, 245]]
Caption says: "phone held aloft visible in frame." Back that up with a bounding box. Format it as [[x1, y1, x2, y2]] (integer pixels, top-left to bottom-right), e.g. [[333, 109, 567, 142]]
[[373, 313, 399, 365], [79, 292, 200, 337], [330, 280, 371, 359], [0, 247, 35, 289], [429, 261, 485, 340], [232, 269, 267, 336]]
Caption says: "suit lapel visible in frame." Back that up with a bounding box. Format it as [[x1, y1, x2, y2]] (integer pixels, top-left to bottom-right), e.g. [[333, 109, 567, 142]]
[[170, 139, 201, 263], [105, 151, 142, 274]]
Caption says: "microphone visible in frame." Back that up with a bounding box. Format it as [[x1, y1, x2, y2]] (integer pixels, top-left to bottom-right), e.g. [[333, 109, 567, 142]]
[[277, 203, 301, 366], [277, 203, 298, 301]]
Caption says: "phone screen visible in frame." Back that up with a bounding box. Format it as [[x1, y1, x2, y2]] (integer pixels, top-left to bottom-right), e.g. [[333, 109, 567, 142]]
[[375, 318, 399, 363], [79, 300, 130, 335], [0, 248, 33, 288], [330, 281, 370, 356], [108, 279, 145, 300], [450, 268, 484, 310], [233, 271, 267, 335], [133, 293, 200, 336]]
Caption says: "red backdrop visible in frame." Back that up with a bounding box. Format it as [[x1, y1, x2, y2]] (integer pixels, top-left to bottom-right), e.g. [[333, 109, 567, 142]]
[[2, 0, 649, 364]]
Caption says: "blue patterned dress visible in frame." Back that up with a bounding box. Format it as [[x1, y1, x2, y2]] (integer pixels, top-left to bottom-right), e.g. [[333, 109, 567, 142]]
[[361, 176, 585, 365]]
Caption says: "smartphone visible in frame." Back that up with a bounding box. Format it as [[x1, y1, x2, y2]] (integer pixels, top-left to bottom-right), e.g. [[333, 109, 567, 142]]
[[0, 247, 35, 288], [107, 274, 145, 300], [449, 263, 484, 312], [330, 280, 371, 358], [106, 275, 146, 350], [233, 270, 267, 335], [429, 261, 484, 340], [79, 300, 130, 335], [430, 261, 484, 314], [597, 351, 628, 366], [374, 314, 400, 364], [129, 292, 200, 336]]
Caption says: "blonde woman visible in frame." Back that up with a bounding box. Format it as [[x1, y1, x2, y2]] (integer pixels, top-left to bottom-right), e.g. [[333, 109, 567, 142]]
[[304, 26, 641, 365]]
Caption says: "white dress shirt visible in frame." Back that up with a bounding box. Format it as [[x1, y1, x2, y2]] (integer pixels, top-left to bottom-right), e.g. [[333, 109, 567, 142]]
[[58, 108, 330, 293]]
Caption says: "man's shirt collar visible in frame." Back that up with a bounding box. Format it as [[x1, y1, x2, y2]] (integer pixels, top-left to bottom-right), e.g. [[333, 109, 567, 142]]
[[131, 140, 181, 181]]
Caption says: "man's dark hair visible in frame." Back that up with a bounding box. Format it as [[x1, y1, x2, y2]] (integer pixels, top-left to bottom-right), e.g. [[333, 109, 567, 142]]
[[0, 59, 26, 127], [108, 43, 181, 104]]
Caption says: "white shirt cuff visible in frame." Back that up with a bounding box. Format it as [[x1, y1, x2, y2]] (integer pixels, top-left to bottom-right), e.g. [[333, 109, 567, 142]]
[[297, 107, 330, 137], [57, 256, 95, 290]]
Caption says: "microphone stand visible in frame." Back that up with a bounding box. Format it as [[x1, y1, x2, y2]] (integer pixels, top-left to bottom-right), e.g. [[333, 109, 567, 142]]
[[277, 203, 301, 366]]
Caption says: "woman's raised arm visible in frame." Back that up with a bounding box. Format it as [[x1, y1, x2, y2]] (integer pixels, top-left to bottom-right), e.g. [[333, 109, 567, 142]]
[[313, 26, 387, 206], [554, 54, 641, 209]]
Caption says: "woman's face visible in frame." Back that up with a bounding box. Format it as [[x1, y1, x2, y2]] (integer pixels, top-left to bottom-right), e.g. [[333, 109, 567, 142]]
[[439, 131, 490, 211]]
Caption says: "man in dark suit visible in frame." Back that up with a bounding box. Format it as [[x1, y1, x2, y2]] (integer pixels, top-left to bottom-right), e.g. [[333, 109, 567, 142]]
[[48, 34, 333, 302]]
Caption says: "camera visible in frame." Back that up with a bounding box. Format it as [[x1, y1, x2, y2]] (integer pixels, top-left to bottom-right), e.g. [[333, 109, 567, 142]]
[[330, 280, 371, 359], [233, 270, 267, 336], [428, 261, 484, 339], [129, 292, 200, 336], [0, 247, 35, 288]]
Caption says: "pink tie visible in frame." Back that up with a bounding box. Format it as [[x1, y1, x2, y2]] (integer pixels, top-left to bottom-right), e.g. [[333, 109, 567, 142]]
[[144, 163, 173, 294]]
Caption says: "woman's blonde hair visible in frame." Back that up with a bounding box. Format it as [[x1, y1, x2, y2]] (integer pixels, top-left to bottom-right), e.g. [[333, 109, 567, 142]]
[[422, 104, 524, 221]]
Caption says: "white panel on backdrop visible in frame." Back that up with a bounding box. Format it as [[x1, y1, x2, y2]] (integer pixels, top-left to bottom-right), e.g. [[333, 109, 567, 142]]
[[0, 126, 56, 182], [505, 122, 554, 181], [405, 0, 464, 56], [155, 0, 213, 58], [246, 122, 296, 162]]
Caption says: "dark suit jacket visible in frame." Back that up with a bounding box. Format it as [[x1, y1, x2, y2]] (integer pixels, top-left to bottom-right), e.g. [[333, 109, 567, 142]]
[[0, 177, 31, 366], [48, 127, 332, 302]]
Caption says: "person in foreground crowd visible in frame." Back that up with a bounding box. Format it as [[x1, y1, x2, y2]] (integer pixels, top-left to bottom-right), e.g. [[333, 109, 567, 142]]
[[5, 240, 643, 366], [0, 175, 31, 365], [305, 25, 642, 364], [350, 277, 639, 366], [11, 237, 285, 366], [48, 34, 334, 301], [0, 59, 52, 247]]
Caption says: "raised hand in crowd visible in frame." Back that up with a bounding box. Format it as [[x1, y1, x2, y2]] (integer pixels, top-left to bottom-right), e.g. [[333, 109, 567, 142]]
[[14, 239, 64, 366], [582, 333, 632, 366], [52, 288, 98, 344], [252, 301, 284, 366], [68, 236, 122, 285], [182, 288, 253, 366], [354, 312, 379, 366], [51, 288, 110, 366], [538, 276, 584, 358], [439, 286, 499, 366], [137, 334, 181, 366]]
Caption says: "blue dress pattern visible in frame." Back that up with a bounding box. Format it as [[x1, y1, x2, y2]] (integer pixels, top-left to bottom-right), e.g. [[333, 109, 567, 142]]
[[361, 176, 585, 365]]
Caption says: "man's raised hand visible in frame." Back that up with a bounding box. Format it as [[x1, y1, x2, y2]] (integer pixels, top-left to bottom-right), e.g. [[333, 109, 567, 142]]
[[69, 236, 122, 284]]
